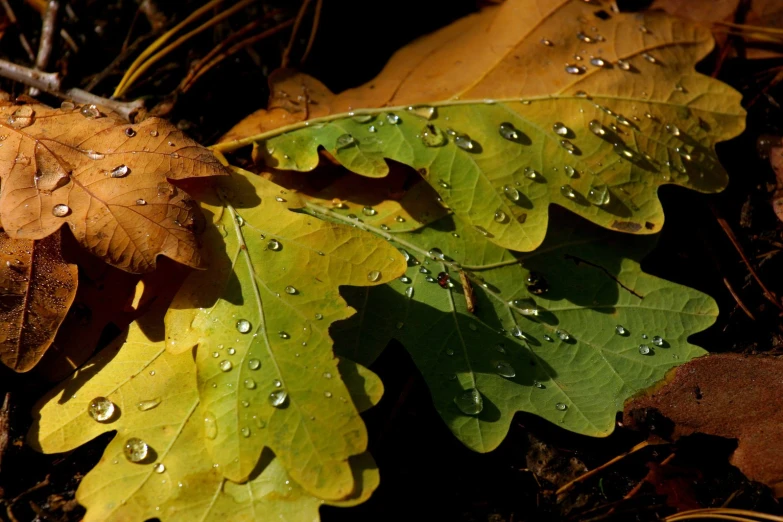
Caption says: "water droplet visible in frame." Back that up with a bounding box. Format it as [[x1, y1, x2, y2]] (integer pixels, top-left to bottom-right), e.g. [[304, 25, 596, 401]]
[[616, 325, 628, 336], [613, 142, 637, 160], [652, 336, 664, 347], [407, 105, 435, 120], [88, 397, 115, 422], [556, 329, 571, 341], [367, 270, 382, 282], [534, 381, 545, 389], [352, 113, 373, 123], [395, 215, 405, 223], [7, 105, 34, 128], [638, 344, 651, 355], [244, 378, 256, 389], [248, 359, 261, 370], [236, 319, 252, 333], [241, 427, 251, 438], [494, 209, 508, 223], [52, 204, 71, 217], [278, 331, 290, 339], [267, 239, 282, 251], [564, 166, 577, 178], [269, 389, 288, 407], [617, 59, 631, 71], [335, 134, 355, 149], [555, 403, 568, 411], [110, 164, 130, 178], [227, 347, 236, 355], [136, 198, 147, 205], [560, 184, 577, 200], [553, 122, 569, 136], [446, 349, 455, 356], [474, 225, 491, 236], [400, 276, 411, 284], [274, 196, 286, 203], [504, 184, 520, 201], [154, 463, 165, 473], [285, 285, 297, 295], [137, 398, 162, 411], [454, 133, 477, 151], [509, 297, 539, 316], [219, 360, 232, 372], [541, 38, 553, 46], [123, 438, 150, 463], [590, 57, 607, 67], [362, 206, 377, 216], [468, 323, 478, 331], [405, 286, 414, 298], [544, 335, 554, 342], [665, 124, 681, 136], [385, 113, 400, 125], [559, 140, 577, 153], [587, 184, 610, 205], [577, 31, 598, 43], [60, 101, 75, 110], [125, 127, 137, 137], [80, 104, 101, 118], [454, 388, 483, 415], [419, 123, 446, 147], [494, 361, 516, 378], [642, 52, 657, 63], [588, 120, 607, 137], [499, 122, 520, 141], [565, 64, 586, 75], [525, 169, 541, 180]]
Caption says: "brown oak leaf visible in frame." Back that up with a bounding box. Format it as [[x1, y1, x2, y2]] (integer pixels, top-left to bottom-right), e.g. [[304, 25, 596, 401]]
[[0, 229, 77, 372], [0, 101, 228, 273]]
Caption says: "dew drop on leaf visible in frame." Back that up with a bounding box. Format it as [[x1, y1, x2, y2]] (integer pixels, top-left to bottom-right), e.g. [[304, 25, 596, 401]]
[[509, 297, 538, 316], [590, 57, 607, 67], [454, 388, 483, 415], [652, 336, 664, 347], [564, 64, 586, 75], [555, 403, 568, 411], [52, 204, 70, 217], [499, 122, 520, 141], [617, 59, 631, 71], [284, 285, 297, 295], [407, 105, 435, 120], [137, 398, 162, 411], [88, 397, 115, 422], [244, 378, 256, 389], [564, 166, 577, 178], [556, 329, 571, 341], [7, 105, 35, 128], [219, 360, 232, 372], [248, 359, 261, 370], [269, 389, 288, 407], [560, 184, 577, 200], [278, 331, 290, 339], [540, 38, 553, 46], [587, 184, 610, 205], [405, 286, 414, 298], [638, 344, 651, 355], [367, 270, 382, 282], [110, 165, 130, 178], [616, 325, 628, 336], [241, 427, 251, 438], [236, 319, 251, 333], [420, 123, 446, 147], [665, 124, 681, 136], [335, 134, 356, 149], [385, 113, 400, 125], [560, 140, 577, 153], [453, 133, 477, 151], [494, 209, 509, 223], [589, 119, 607, 136], [136, 198, 146, 206], [362, 206, 377, 216], [123, 438, 149, 462], [553, 122, 569, 136], [494, 361, 516, 378], [154, 463, 165, 473], [504, 184, 520, 201], [267, 239, 282, 251]]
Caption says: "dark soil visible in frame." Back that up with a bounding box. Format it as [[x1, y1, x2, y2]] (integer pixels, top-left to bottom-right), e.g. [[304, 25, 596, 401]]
[[1, 0, 782, 521]]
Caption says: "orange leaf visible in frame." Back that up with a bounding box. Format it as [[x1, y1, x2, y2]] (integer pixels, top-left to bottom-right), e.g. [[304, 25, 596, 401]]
[[0, 101, 228, 273], [0, 229, 77, 372]]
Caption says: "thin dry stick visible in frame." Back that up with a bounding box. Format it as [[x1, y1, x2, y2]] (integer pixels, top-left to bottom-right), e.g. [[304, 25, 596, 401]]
[[710, 204, 783, 311], [281, 0, 312, 68], [556, 440, 651, 496], [0, 0, 36, 60], [300, 0, 323, 63], [180, 19, 294, 93], [29, 0, 59, 97], [666, 508, 783, 522], [723, 277, 757, 320], [117, 0, 256, 97]]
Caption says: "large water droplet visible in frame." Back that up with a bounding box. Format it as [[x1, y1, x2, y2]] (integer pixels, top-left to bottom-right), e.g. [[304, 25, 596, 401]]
[[652, 336, 664, 347], [284, 285, 297, 295], [613, 142, 637, 160], [616, 325, 628, 336], [124, 438, 149, 462], [267, 239, 282, 251], [665, 124, 681, 136], [509, 297, 539, 316], [7, 105, 35, 128], [494, 209, 509, 223], [269, 389, 288, 407], [244, 378, 256, 389], [587, 184, 610, 205], [110, 165, 130, 178], [248, 358, 261, 370], [420, 123, 446, 147], [385, 113, 400, 125], [525, 168, 541, 181], [88, 397, 115, 422], [52, 204, 71, 217], [616, 59, 631, 71], [555, 403, 568, 411], [80, 104, 101, 118], [590, 57, 607, 67], [504, 184, 520, 202], [219, 360, 232, 372], [565, 64, 586, 75], [556, 329, 571, 341], [335, 134, 355, 149], [407, 105, 435, 120], [638, 344, 651, 355], [454, 388, 483, 415], [362, 206, 377, 216], [154, 463, 165, 473], [494, 361, 516, 378], [553, 122, 569, 136], [454, 133, 477, 151], [236, 319, 252, 333], [560, 184, 577, 200], [564, 166, 577, 178], [589, 120, 607, 137], [405, 286, 414, 298], [204, 412, 218, 439], [560, 140, 577, 153], [499, 122, 520, 141], [367, 270, 382, 282], [137, 398, 162, 411]]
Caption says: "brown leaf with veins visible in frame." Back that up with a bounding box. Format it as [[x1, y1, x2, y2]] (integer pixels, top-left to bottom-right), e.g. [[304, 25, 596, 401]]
[[624, 354, 783, 497], [0, 229, 77, 372], [0, 101, 228, 273]]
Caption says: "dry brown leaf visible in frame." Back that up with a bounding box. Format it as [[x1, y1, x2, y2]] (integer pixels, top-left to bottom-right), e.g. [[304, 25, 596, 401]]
[[769, 137, 783, 223], [624, 353, 783, 497], [0, 229, 77, 372], [0, 100, 228, 273]]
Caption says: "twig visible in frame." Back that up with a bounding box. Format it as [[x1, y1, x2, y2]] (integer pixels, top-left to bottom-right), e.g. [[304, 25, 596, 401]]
[[0, 0, 36, 61], [0, 59, 144, 121], [556, 440, 651, 496], [0, 393, 9, 473], [723, 277, 756, 320], [300, 0, 323, 63], [281, 0, 312, 68], [29, 0, 59, 97], [710, 203, 783, 311]]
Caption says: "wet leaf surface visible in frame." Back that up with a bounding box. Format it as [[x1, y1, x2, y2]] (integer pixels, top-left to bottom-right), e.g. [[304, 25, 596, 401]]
[[0, 100, 228, 273]]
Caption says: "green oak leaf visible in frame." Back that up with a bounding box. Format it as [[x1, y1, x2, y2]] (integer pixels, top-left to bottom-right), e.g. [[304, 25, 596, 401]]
[[215, 0, 745, 253], [313, 203, 716, 452], [163, 168, 405, 498], [27, 305, 383, 522]]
